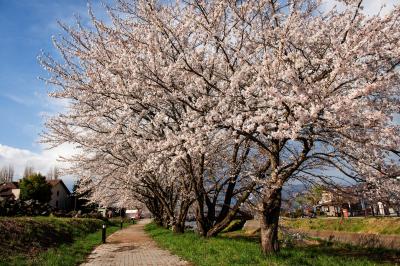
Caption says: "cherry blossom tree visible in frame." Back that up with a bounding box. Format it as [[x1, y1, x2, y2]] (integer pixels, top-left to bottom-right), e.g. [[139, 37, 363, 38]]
[[42, 0, 400, 255]]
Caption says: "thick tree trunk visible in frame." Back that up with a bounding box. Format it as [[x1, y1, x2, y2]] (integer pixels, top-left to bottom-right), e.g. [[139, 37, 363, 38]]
[[195, 205, 209, 236], [259, 188, 282, 255], [172, 223, 184, 233]]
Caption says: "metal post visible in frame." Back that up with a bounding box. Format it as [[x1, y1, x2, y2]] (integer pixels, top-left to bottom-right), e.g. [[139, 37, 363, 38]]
[[120, 209, 123, 229], [102, 224, 106, 243]]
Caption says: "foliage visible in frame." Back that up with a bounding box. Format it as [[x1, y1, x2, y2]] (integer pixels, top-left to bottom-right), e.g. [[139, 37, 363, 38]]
[[294, 186, 325, 209], [145, 223, 393, 266], [19, 174, 52, 203]]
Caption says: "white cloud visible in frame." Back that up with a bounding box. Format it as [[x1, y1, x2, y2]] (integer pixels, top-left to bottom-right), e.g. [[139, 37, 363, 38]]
[[34, 91, 70, 117], [362, 0, 398, 16], [4, 94, 34, 106], [321, 0, 346, 13], [322, 0, 398, 16], [0, 143, 78, 189]]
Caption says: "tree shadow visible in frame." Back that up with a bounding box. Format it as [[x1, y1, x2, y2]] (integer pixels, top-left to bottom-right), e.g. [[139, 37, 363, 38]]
[[221, 230, 400, 264]]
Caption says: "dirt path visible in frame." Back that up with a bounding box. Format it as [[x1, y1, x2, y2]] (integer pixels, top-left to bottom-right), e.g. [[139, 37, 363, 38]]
[[81, 219, 189, 266]]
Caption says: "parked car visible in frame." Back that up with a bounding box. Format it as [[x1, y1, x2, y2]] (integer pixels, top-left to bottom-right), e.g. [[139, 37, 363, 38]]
[[126, 209, 141, 220]]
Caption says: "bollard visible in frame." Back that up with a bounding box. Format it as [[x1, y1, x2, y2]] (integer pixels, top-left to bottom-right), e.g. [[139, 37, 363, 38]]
[[120, 220, 123, 229], [102, 224, 106, 243]]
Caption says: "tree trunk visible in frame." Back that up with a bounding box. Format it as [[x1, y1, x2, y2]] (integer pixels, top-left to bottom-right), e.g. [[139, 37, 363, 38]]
[[172, 223, 184, 233], [195, 209, 208, 236], [259, 188, 282, 255], [171, 200, 191, 234], [162, 215, 170, 228], [206, 188, 253, 237], [154, 218, 163, 226]]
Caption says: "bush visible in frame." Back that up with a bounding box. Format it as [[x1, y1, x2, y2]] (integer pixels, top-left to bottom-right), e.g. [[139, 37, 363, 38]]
[[0, 198, 53, 216]]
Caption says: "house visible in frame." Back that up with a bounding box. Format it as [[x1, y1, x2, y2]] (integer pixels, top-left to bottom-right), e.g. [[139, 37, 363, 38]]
[[317, 189, 362, 217], [47, 179, 71, 210], [316, 185, 399, 217], [0, 182, 20, 200], [1, 179, 71, 211]]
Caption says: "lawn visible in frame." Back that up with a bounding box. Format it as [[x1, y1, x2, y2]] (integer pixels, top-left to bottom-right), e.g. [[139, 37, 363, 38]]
[[0, 216, 128, 266], [281, 217, 400, 235], [145, 223, 399, 266]]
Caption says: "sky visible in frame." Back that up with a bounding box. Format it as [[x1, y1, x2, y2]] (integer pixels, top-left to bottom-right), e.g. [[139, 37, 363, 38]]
[[0, 0, 398, 190], [0, 0, 112, 188]]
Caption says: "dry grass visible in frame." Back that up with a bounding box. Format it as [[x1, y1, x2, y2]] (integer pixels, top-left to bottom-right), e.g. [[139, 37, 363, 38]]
[[281, 217, 400, 235]]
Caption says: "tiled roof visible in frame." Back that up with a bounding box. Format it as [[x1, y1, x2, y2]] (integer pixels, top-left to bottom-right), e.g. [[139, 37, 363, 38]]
[[0, 182, 19, 191], [47, 179, 62, 186]]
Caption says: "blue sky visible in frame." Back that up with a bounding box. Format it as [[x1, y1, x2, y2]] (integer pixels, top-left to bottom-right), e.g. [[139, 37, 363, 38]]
[[0, 0, 111, 186], [0, 0, 108, 151]]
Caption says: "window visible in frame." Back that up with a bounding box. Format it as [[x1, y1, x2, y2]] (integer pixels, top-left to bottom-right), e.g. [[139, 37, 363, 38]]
[[57, 190, 59, 197]]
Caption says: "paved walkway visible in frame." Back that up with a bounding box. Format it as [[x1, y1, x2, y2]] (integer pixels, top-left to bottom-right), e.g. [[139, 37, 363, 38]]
[[81, 219, 189, 266]]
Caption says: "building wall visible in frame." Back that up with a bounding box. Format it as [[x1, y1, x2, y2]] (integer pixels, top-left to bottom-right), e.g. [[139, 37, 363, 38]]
[[11, 189, 20, 200], [49, 183, 70, 210], [320, 192, 333, 204]]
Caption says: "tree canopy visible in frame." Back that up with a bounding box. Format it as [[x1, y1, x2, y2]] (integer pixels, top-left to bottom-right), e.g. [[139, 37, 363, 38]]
[[41, 0, 400, 254]]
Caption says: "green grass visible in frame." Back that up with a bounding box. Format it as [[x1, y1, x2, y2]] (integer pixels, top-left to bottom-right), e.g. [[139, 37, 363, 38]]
[[145, 223, 397, 266], [0, 216, 129, 266], [281, 217, 400, 235], [28, 225, 122, 266]]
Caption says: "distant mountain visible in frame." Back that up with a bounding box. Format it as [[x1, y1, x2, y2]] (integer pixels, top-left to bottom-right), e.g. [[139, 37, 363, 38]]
[[282, 183, 308, 200]]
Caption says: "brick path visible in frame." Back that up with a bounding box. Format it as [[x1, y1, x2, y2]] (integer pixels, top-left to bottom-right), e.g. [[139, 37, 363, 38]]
[[81, 219, 189, 266]]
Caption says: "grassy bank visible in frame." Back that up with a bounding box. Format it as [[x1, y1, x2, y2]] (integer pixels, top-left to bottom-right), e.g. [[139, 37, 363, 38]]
[[281, 217, 400, 235], [145, 223, 397, 266], [7, 225, 122, 266], [0, 217, 126, 266]]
